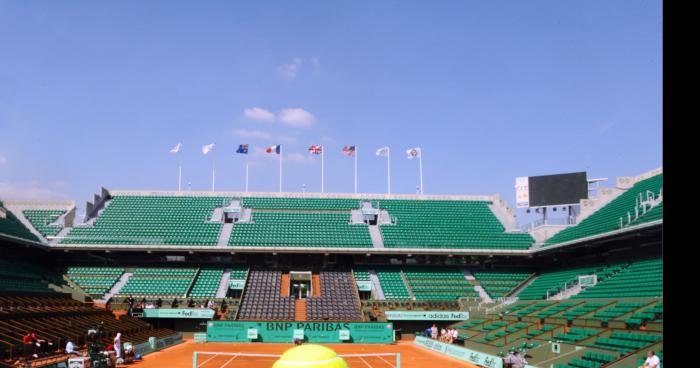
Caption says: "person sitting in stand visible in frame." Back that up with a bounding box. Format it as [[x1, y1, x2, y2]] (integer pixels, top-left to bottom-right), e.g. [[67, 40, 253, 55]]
[[188, 298, 196, 308], [156, 298, 163, 308], [171, 298, 179, 308], [66, 340, 81, 357]]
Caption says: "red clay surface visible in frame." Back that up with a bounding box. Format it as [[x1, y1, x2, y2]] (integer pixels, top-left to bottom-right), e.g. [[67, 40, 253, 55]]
[[128, 339, 479, 368]]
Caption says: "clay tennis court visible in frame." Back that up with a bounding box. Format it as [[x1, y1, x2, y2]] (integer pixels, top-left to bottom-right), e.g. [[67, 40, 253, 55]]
[[130, 339, 479, 368]]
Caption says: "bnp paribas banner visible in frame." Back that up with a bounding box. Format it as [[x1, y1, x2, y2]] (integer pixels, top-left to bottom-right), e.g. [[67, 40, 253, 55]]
[[206, 321, 394, 343], [384, 311, 469, 321], [142, 309, 215, 319]]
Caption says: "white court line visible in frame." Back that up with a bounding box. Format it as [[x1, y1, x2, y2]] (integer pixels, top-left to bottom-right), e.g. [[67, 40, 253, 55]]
[[219, 355, 239, 368], [197, 354, 221, 368], [358, 356, 373, 368], [376, 354, 396, 368]]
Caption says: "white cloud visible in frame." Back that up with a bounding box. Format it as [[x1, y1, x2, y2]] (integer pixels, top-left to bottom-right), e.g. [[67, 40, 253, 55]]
[[0, 154, 6, 166], [233, 129, 273, 140], [279, 108, 316, 128], [321, 136, 336, 144], [277, 58, 302, 80], [310, 57, 320, 67], [0, 182, 68, 200], [243, 107, 276, 122]]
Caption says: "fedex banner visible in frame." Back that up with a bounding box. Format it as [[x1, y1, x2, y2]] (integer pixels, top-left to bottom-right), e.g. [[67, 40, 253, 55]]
[[142, 309, 215, 319]]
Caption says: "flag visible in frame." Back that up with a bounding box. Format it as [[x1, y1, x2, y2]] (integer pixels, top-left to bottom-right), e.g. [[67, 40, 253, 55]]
[[376, 147, 389, 157], [342, 145, 356, 156], [236, 144, 249, 154], [308, 145, 322, 154], [406, 147, 421, 159], [202, 143, 215, 155], [170, 143, 182, 154], [266, 145, 281, 154]]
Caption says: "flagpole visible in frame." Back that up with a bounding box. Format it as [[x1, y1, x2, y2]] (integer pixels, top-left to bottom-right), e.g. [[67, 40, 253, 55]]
[[279, 146, 283, 193], [178, 163, 182, 192], [212, 154, 216, 192], [354, 147, 358, 194], [387, 148, 391, 195], [245, 156, 249, 193], [321, 147, 325, 193], [418, 150, 424, 195]]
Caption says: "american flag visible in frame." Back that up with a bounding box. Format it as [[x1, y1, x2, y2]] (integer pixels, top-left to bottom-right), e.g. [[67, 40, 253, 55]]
[[342, 145, 356, 156], [308, 145, 322, 154]]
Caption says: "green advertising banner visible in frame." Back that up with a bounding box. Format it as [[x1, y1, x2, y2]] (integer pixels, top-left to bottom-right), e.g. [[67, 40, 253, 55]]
[[229, 280, 246, 290], [142, 309, 215, 319], [207, 321, 394, 343], [414, 336, 502, 368], [384, 311, 469, 321], [356, 281, 373, 291]]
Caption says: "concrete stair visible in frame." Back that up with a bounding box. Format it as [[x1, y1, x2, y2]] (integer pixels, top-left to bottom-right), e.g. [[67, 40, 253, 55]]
[[295, 299, 307, 321], [368, 270, 385, 300], [506, 274, 538, 298], [399, 271, 415, 300], [50, 227, 72, 245], [474, 285, 493, 303], [368, 226, 384, 248], [217, 223, 234, 247], [216, 269, 232, 298], [549, 284, 583, 300], [98, 272, 132, 303]]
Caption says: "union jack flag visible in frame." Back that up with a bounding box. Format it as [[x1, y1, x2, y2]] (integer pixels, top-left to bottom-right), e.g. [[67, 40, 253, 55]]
[[342, 145, 356, 156], [308, 145, 322, 154]]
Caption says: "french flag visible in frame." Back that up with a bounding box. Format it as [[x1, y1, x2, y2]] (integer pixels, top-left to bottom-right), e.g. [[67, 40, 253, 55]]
[[266, 145, 281, 154]]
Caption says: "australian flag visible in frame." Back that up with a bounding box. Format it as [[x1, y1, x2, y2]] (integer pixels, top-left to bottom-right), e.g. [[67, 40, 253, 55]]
[[236, 144, 249, 154]]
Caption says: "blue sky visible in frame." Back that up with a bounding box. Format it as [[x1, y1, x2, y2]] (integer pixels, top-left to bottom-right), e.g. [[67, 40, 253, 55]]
[[0, 1, 662, 225]]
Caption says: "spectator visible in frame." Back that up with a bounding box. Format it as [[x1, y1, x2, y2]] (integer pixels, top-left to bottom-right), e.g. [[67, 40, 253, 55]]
[[440, 328, 447, 342], [172, 298, 179, 308], [207, 300, 215, 309], [511, 351, 526, 368], [22, 332, 35, 359], [66, 341, 81, 357], [640, 351, 660, 368], [220, 299, 228, 313], [430, 324, 438, 339], [156, 298, 163, 308], [113, 333, 122, 360], [451, 328, 459, 343], [504, 351, 516, 368], [424, 327, 432, 338], [188, 298, 196, 308]]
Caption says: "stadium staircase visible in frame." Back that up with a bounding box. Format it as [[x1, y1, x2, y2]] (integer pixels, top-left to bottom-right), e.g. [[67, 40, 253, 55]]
[[505, 274, 539, 298], [312, 274, 321, 297], [295, 299, 307, 321], [280, 273, 290, 297], [548, 283, 583, 300], [399, 271, 415, 300], [216, 269, 232, 298], [368, 225, 384, 248], [368, 270, 385, 299], [217, 223, 234, 247], [474, 285, 494, 303], [100, 272, 132, 302]]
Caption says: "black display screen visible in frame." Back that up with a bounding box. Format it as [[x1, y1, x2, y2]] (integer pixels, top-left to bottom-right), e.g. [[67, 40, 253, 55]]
[[528, 172, 588, 207]]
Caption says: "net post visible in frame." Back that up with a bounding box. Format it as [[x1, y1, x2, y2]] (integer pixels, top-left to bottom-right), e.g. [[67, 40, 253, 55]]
[[193, 351, 197, 368], [397, 353, 401, 368]]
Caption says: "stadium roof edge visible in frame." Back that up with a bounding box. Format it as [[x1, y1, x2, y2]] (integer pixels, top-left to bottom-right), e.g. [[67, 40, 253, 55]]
[[533, 219, 662, 253], [44, 244, 532, 256], [107, 189, 494, 201]]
